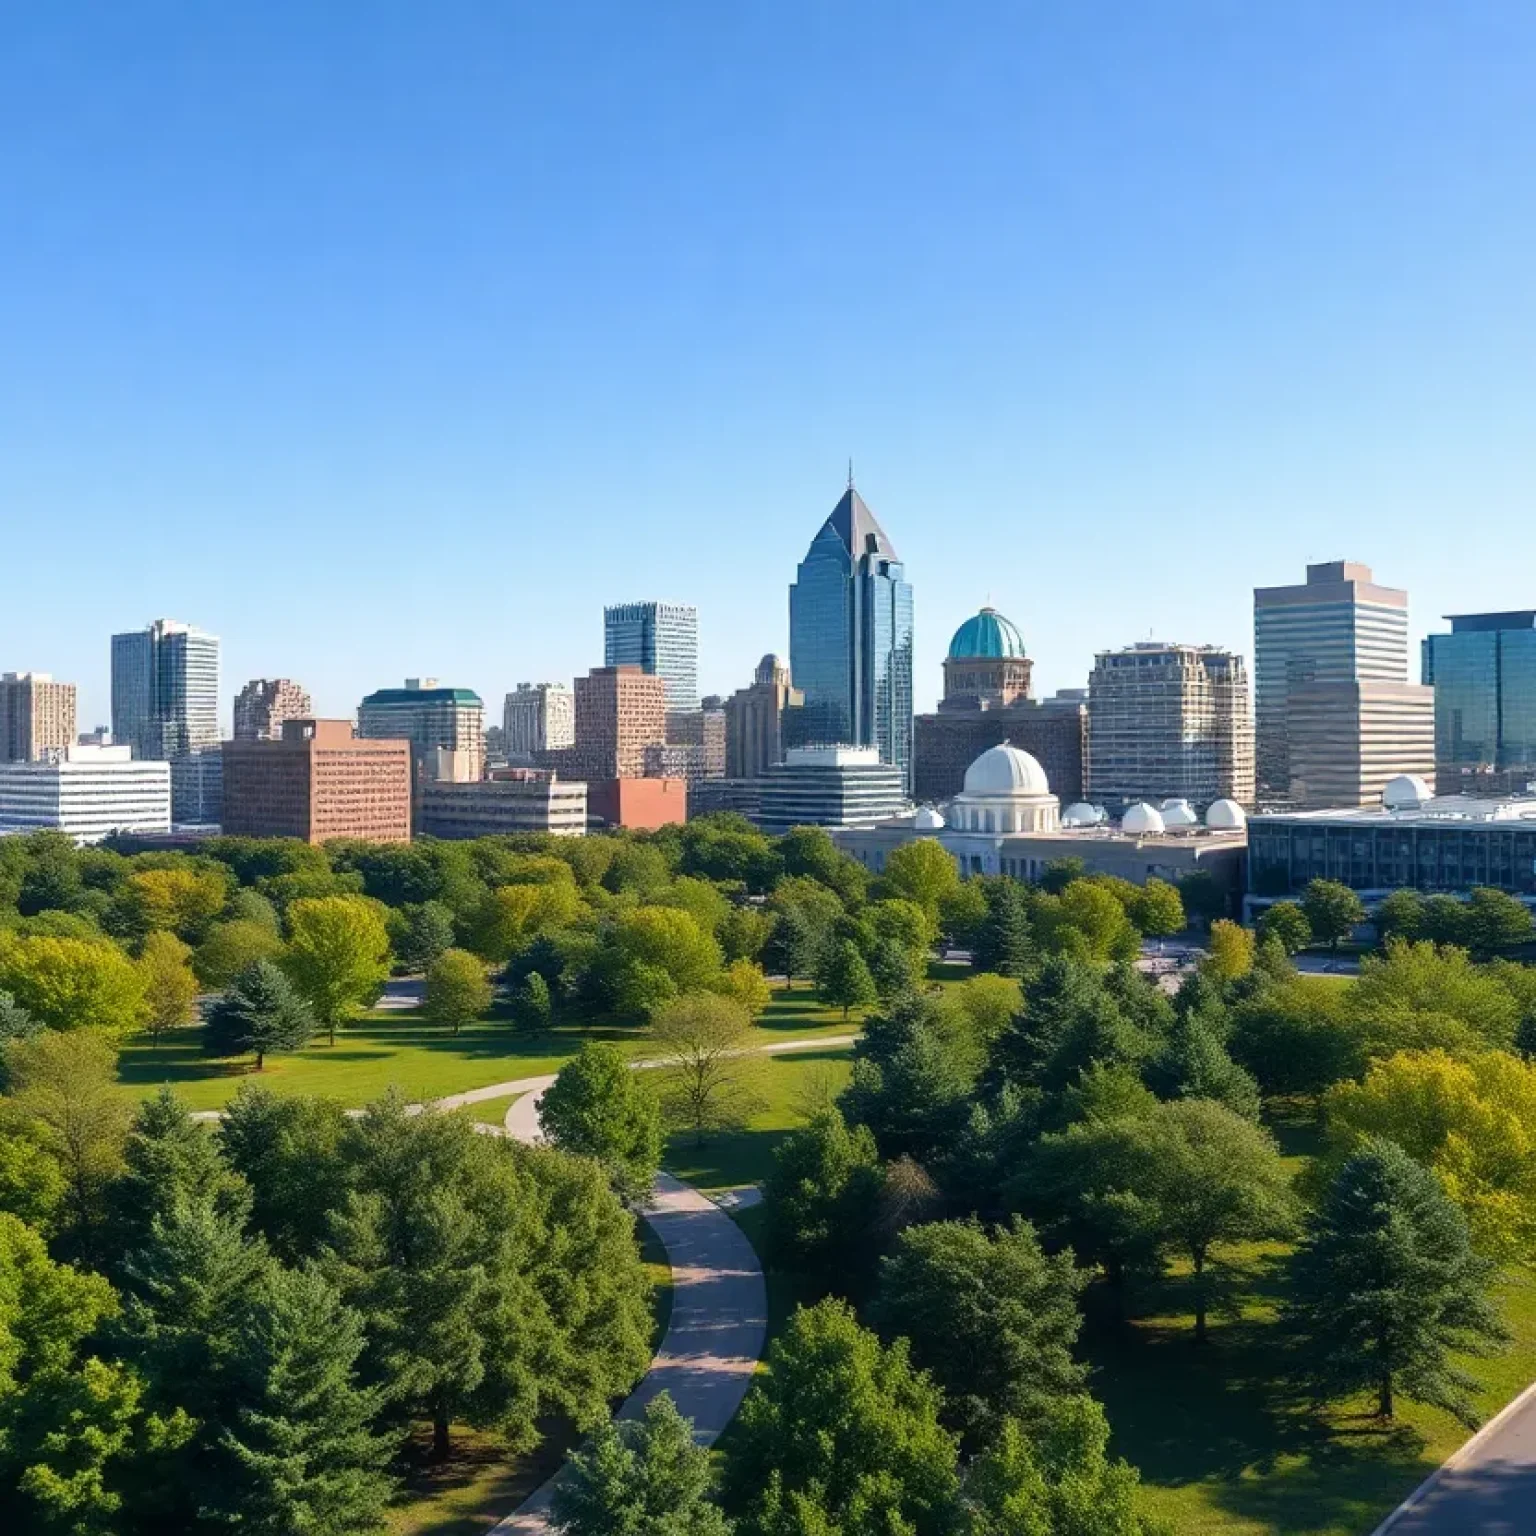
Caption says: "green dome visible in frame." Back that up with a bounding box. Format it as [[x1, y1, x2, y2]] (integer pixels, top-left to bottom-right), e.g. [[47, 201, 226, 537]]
[[948, 607, 1026, 660]]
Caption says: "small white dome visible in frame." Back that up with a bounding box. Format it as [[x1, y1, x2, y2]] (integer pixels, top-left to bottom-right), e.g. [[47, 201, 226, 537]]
[[1160, 799, 1199, 828], [913, 805, 947, 830], [1121, 802, 1166, 836], [1383, 774, 1433, 810], [1061, 801, 1102, 828], [1205, 798, 1248, 830], [962, 743, 1051, 798]]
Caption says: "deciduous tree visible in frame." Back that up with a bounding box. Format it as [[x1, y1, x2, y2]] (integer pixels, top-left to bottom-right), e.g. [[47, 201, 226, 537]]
[[816, 938, 878, 1019], [282, 896, 392, 1046], [193, 919, 284, 992], [539, 1042, 662, 1203], [0, 933, 147, 1035], [1302, 879, 1365, 953], [1257, 901, 1311, 956], [652, 994, 765, 1144], [880, 838, 960, 921], [423, 949, 492, 1035], [138, 929, 199, 1048]]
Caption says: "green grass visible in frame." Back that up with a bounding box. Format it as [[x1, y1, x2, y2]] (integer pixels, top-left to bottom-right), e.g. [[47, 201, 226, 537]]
[[117, 987, 861, 1112]]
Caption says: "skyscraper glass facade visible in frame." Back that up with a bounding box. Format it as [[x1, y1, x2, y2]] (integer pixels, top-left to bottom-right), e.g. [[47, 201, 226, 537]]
[[1423, 612, 1536, 791], [110, 620, 220, 761], [788, 487, 914, 788], [603, 602, 699, 712]]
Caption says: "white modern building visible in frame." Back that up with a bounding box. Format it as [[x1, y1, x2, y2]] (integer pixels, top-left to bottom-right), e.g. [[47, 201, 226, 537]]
[[753, 745, 911, 835], [415, 772, 588, 839], [0, 746, 172, 844], [503, 682, 576, 761]]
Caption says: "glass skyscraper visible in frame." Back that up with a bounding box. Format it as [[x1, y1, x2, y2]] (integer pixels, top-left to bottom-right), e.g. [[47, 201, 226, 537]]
[[788, 484, 913, 788], [110, 619, 220, 761], [603, 602, 699, 712], [1423, 611, 1536, 794]]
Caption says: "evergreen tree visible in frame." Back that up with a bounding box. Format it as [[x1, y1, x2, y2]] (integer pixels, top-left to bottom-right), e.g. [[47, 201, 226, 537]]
[[815, 938, 878, 1018], [973, 880, 1033, 978], [512, 971, 554, 1030], [204, 959, 316, 1069], [1284, 1138, 1508, 1424], [1144, 1013, 1261, 1122], [388, 900, 457, 973], [551, 1392, 729, 1536], [840, 1021, 974, 1166], [215, 1265, 397, 1535], [869, 934, 922, 1001]]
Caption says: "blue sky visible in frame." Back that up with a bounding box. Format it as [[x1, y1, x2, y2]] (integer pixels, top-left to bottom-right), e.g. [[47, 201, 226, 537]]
[[4, 3, 1535, 729]]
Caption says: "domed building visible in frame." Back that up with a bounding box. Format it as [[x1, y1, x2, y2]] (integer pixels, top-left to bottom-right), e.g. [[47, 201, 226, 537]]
[[943, 607, 1032, 708], [948, 744, 1060, 834]]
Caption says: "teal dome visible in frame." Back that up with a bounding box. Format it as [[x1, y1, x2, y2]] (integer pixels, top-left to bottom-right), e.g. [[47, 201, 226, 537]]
[[948, 607, 1026, 660]]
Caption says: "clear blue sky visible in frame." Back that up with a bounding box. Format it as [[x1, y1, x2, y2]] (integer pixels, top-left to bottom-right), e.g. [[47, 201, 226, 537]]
[[4, 3, 1535, 730]]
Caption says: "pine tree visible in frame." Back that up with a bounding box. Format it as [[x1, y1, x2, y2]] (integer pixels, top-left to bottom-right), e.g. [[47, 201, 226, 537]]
[[816, 939, 878, 1019], [1284, 1138, 1508, 1425], [205, 959, 316, 1070], [973, 881, 1033, 978], [1144, 1013, 1261, 1122], [215, 1265, 397, 1535]]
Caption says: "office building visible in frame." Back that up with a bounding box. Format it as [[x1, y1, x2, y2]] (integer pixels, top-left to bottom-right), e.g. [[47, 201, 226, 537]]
[[169, 747, 223, 828], [358, 679, 484, 782], [1253, 561, 1411, 805], [788, 480, 914, 787], [753, 746, 910, 835], [222, 719, 411, 844], [111, 619, 220, 761], [603, 602, 699, 712], [912, 607, 1087, 804], [233, 678, 313, 741], [663, 702, 727, 783], [0, 673, 77, 761], [1247, 777, 1536, 903], [0, 746, 171, 843], [416, 770, 587, 839], [1086, 643, 1254, 813], [540, 665, 667, 781], [1422, 611, 1536, 797], [1285, 680, 1435, 809], [587, 777, 688, 831], [725, 655, 804, 780], [503, 682, 575, 761]]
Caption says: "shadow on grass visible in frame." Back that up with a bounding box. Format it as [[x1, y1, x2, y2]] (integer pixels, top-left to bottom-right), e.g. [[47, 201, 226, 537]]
[[664, 1128, 789, 1192]]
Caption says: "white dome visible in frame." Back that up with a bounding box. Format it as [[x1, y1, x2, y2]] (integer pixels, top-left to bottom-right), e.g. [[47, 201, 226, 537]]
[[1121, 802, 1166, 836], [1205, 798, 1248, 830], [962, 743, 1051, 799], [913, 805, 947, 830], [1383, 774, 1433, 810], [1061, 801, 1102, 828], [1160, 799, 1199, 828]]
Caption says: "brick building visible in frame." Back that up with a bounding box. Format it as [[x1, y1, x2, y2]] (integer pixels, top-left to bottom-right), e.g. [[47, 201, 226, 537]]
[[222, 719, 411, 843], [540, 665, 666, 781]]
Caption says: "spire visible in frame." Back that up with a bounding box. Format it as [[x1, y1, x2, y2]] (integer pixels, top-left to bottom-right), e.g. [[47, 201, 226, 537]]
[[847, 457, 855, 491]]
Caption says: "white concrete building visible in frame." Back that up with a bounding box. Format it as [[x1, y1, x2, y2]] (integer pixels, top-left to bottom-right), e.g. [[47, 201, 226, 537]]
[[0, 745, 172, 843], [503, 682, 576, 761], [415, 772, 588, 839], [754, 746, 911, 835]]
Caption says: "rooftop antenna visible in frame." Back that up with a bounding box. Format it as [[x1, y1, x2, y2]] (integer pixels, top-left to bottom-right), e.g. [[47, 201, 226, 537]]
[[847, 457, 855, 491]]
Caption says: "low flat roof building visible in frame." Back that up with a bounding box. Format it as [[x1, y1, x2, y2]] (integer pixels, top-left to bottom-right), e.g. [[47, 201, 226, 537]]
[[754, 746, 911, 836], [0, 745, 171, 844], [416, 771, 587, 840]]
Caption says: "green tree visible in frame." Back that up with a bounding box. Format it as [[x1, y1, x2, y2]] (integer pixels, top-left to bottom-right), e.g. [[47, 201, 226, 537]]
[[1145, 1012, 1261, 1122], [551, 1391, 729, 1536], [712, 957, 773, 1020], [1257, 901, 1311, 956], [1421, 894, 1470, 948], [841, 1007, 975, 1167], [1176, 870, 1227, 929], [816, 938, 878, 1019], [652, 994, 765, 1145], [1200, 920, 1255, 984], [193, 919, 285, 991], [973, 880, 1034, 978], [1129, 878, 1185, 940], [387, 900, 457, 973], [120, 864, 231, 944], [776, 826, 868, 907], [1462, 887, 1535, 958], [719, 905, 774, 964], [939, 879, 989, 952], [723, 1298, 958, 1536], [1374, 889, 1425, 947], [871, 1217, 1086, 1451], [0, 933, 147, 1035], [512, 971, 554, 1031], [423, 948, 493, 1035], [214, 1264, 396, 1535], [880, 838, 960, 921], [1228, 976, 1354, 1099], [1302, 879, 1366, 953], [205, 960, 317, 1070], [1347, 939, 1520, 1060], [600, 906, 724, 1019], [138, 929, 199, 1048], [539, 1042, 662, 1203], [1284, 1139, 1507, 1424], [869, 935, 923, 1001], [282, 896, 392, 1046]]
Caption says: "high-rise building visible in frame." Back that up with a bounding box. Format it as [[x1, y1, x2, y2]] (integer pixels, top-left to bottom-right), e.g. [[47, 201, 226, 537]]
[[234, 678, 313, 741], [0, 745, 171, 843], [788, 481, 914, 788], [222, 719, 412, 844], [540, 665, 666, 781], [911, 608, 1087, 805], [0, 672, 77, 761], [1086, 643, 1254, 812], [725, 654, 804, 779], [1253, 562, 1410, 805], [603, 602, 699, 712], [503, 682, 576, 761], [110, 619, 220, 761], [357, 679, 484, 782], [1422, 611, 1536, 797]]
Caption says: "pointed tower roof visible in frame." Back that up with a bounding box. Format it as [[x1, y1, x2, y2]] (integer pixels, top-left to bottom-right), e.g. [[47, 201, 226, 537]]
[[821, 487, 899, 561]]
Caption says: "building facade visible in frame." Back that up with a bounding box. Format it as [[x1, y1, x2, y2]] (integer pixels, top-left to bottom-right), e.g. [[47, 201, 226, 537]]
[[663, 703, 727, 782], [0, 673, 77, 762], [169, 747, 223, 828], [110, 619, 220, 761], [233, 678, 313, 741], [1422, 611, 1536, 797], [503, 682, 575, 761], [540, 665, 667, 782], [587, 776, 688, 831], [725, 655, 804, 780], [603, 602, 699, 712], [416, 771, 587, 839], [1285, 680, 1435, 810], [1253, 561, 1411, 806], [357, 680, 484, 782], [788, 483, 914, 787], [753, 746, 911, 835], [0, 746, 171, 843], [1086, 643, 1254, 813], [222, 719, 412, 843]]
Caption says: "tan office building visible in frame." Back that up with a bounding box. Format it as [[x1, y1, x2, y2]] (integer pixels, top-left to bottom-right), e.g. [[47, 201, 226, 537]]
[[222, 719, 411, 843], [1286, 680, 1436, 809], [0, 673, 77, 761], [725, 654, 804, 780]]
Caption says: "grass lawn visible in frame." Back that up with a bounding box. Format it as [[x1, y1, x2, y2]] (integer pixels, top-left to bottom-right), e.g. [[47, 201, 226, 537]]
[[116, 987, 862, 1112]]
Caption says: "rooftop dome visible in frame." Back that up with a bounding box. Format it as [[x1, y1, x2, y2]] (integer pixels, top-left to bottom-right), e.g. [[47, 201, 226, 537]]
[[1121, 802, 1166, 836], [913, 805, 947, 831], [948, 606, 1027, 661], [1205, 798, 1247, 830], [754, 653, 790, 687], [1160, 798, 1199, 829], [962, 743, 1051, 798], [1061, 802, 1103, 828], [1383, 773, 1433, 811]]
